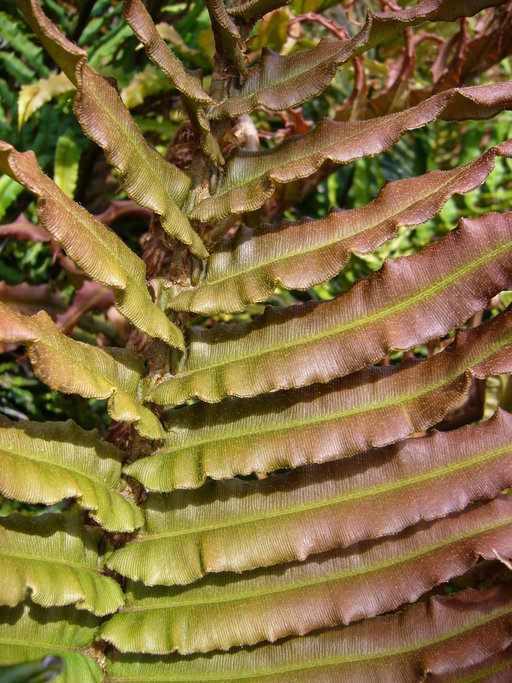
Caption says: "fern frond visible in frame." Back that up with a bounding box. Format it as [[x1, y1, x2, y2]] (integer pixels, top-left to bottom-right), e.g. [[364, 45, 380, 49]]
[[227, 0, 292, 21], [104, 585, 512, 681], [162, 141, 512, 315], [192, 83, 512, 221], [103, 496, 512, 654], [0, 604, 101, 683], [0, 513, 124, 616], [3, 0, 512, 678], [122, 0, 223, 165], [16, 0, 208, 259], [126, 308, 512, 492], [209, 0, 509, 119], [18, 72, 73, 129], [0, 304, 164, 438], [0, 141, 184, 349], [0, 417, 143, 531], [147, 211, 512, 404], [112, 410, 512, 585]]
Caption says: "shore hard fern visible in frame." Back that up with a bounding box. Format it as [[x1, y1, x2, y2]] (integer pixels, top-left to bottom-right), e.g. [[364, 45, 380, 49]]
[[2, 0, 512, 680]]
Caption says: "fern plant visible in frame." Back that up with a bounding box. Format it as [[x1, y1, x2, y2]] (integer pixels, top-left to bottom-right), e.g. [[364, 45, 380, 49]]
[[2, 0, 512, 680]]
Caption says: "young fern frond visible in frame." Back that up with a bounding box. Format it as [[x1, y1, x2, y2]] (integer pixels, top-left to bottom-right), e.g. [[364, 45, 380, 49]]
[[1, 0, 512, 680]]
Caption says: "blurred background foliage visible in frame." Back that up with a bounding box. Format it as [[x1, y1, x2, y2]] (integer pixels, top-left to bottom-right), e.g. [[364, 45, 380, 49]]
[[0, 0, 511, 452]]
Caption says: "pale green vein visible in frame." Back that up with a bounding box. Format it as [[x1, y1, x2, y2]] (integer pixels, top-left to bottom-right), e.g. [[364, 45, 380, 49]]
[[198, 166, 469, 289], [0, 444, 121, 492], [0, 548, 100, 573], [105, 607, 512, 681], [176, 236, 512, 379], [210, 102, 440, 198], [121, 517, 512, 609], [136, 442, 511, 541], [0, 637, 81, 653], [454, 658, 512, 683], [44, 182, 136, 275], [87, 77, 190, 201], [156, 324, 512, 452]]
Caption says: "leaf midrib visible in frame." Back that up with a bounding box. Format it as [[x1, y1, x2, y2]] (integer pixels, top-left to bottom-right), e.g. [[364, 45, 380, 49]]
[[85, 68, 190, 208], [217, 38, 344, 106], [104, 607, 512, 681], [44, 175, 136, 283], [122, 516, 512, 608], [157, 330, 510, 452], [173, 233, 511, 381], [0, 636, 83, 653], [0, 547, 100, 573], [214, 98, 440, 197], [29, 321, 141, 411], [455, 657, 512, 683], [193, 163, 473, 293], [138, 443, 511, 540], [215, 7, 439, 110], [0, 442, 121, 495]]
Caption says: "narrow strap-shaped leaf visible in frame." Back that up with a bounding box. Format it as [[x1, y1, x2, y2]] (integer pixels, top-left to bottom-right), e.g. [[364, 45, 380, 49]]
[[0, 141, 184, 349], [0, 144, 125, 289], [122, 0, 223, 165], [111, 410, 512, 584], [103, 496, 512, 653], [0, 513, 123, 616], [18, 71, 74, 128], [0, 303, 164, 439], [192, 82, 512, 221], [125, 307, 512, 491], [16, 0, 208, 259], [210, 0, 509, 120], [0, 417, 143, 532], [0, 604, 102, 683], [206, 0, 246, 75], [122, 0, 211, 104], [147, 210, 512, 405], [163, 140, 512, 315], [104, 585, 512, 682], [227, 0, 292, 21]]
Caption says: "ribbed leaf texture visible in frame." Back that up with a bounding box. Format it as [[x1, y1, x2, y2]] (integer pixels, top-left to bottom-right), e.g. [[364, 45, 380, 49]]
[[437, 647, 512, 682], [122, 0, 223, 166], [104, 585, 512, 681], [102, 496, 512, 653], [0, 142, 184, 349], [126, 308, 512, 491], [192, 83, 512, 221], [2, 0, 512, 679], [162, 141, 512, 315], [0, 605, 102, 683], [111, 410, 512, 585], [0, 417, 143, 531], [0, 303, 164, 438], [0, 513, 124, 616], [209, 0, 509, 119], [16, 0, 208, 259], [123, 0, 211, 105], [227, 0, 292, 20], [148, 209, 512, 404]]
